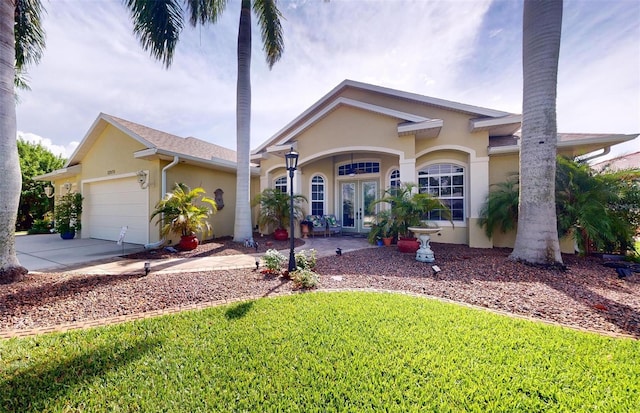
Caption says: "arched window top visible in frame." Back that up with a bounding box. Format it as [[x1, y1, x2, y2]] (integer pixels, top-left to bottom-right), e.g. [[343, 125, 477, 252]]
[[390, 169, 400, 188], [274, 176, 287, 193]]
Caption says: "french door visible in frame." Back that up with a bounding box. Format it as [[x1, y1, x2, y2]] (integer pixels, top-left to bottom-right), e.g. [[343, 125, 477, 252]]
[[340, 180, 378, 234]]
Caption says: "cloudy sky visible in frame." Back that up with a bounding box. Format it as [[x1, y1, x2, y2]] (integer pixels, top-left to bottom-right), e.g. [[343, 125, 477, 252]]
[[16, 0, 640, 161]]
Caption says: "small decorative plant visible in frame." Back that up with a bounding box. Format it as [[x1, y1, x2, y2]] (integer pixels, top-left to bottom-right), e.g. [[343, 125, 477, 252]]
[[262, 248, 286, 274], [290, 267, 319, 289], [294, 249, 317, 270], [371, 182, 451, 238], [54, 192, 83, 239], [251, 188, 307, 233], [290, 249, 319, 288], [150, 183, 217, 250]]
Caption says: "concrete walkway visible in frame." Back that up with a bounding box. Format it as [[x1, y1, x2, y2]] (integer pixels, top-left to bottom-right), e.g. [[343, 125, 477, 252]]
[[17, 233, 374, 275]]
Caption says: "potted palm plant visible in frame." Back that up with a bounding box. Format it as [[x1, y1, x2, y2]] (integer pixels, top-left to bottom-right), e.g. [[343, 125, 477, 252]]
[[252, 188, 307, 240], [54, 192, 83, 239], [372, 182, 451, 253], [150, 183, 217, 251]]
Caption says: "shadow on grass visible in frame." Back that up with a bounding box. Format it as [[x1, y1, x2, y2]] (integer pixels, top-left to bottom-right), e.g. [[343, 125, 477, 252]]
[[0, 337, 163, 412], [225, 301, 255, 319]]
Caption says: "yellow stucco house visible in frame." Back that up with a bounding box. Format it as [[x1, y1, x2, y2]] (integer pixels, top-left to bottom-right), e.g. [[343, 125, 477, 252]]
[[250, 80, 637, 250], [37, 113, 260, 246], [38, 80, 636, 249]]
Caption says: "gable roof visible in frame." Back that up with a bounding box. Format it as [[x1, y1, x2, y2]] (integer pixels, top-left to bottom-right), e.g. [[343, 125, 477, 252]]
[[66, 113, 237, 167], [252, 79, 522, 155]]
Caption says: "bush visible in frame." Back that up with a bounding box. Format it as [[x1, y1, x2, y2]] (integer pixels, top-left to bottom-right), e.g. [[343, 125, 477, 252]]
[[294, 249, 317, 270], [290, 267, 319, 289], [27, 218, 53, 234], [262, 249, 286, 274]]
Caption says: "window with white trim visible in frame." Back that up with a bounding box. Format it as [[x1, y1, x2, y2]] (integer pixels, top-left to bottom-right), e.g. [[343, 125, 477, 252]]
[[274, 176, 287, 193], [390, 169, 400, 189], [311, 175, 325, 216], [418, 164, 464, 221]]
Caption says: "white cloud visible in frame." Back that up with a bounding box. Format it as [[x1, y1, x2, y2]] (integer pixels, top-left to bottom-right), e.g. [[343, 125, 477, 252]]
[[13, 0, 639, 161], [16, 131, 78, 158]]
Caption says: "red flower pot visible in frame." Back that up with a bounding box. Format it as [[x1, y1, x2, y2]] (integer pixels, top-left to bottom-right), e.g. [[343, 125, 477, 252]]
[[179, 235, 199, 251], [397, 237, 419, 253], [273, 228, 289, 241]]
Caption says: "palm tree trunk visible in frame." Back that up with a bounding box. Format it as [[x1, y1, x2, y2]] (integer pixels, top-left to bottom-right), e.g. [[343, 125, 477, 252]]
[[510, 0, 563, 267], [0, 0, 28, 282], [233, 0, 254, 243]]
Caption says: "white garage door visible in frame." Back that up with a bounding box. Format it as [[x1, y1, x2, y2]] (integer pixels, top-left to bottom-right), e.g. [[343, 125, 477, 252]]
[[84, 177, 148, 244]]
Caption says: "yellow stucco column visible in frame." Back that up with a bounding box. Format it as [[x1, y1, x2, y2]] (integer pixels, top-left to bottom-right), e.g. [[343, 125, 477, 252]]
[[468, 156, 492, 248], [399, 158, 416, 184]]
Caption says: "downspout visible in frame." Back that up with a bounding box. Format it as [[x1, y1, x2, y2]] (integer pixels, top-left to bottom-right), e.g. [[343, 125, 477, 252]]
[[581, 147, 611, 163], [145, 156, 180, 250], [162, 156, 180, 195]]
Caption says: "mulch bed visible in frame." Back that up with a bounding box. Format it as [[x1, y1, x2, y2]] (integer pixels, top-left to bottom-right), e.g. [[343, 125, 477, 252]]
[[1, 242, 639, 338], [123, 234, 305, 260]]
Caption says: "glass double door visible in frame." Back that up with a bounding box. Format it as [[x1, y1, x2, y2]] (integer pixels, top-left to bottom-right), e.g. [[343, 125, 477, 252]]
[[341, 180, 378, 234]]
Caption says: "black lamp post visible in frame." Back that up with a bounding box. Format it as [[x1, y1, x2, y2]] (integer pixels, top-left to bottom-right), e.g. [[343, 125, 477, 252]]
[[285, 147, 299, 273]]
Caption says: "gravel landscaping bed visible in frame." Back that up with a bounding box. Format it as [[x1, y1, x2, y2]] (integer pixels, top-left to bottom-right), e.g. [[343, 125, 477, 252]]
[[1, 242, 639, 338]]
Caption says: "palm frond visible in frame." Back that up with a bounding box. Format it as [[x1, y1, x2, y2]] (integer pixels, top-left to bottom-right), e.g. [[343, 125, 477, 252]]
[[14, 0, 46, 71], [123, 0, 184, 68], [253, 0, 284, 68], [186, 0, 227, 25]]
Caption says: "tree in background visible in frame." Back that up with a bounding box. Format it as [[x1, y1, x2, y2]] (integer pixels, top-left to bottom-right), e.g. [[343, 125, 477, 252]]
[[480, 157, 640, 256], [556, 157, 640, 255], [123, 0, 284, 244], [1, 0, 46, 282], [509, 0, 564, 267], [16, 139, 65, 231]]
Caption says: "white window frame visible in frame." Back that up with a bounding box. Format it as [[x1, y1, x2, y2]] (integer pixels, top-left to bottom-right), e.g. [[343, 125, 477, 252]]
[[310, 174, 326, 216], [417, 163, 465, 222]]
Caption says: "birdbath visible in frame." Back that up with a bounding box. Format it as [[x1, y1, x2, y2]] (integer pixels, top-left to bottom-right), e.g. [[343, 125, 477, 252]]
[[408, 226, 441, 263]]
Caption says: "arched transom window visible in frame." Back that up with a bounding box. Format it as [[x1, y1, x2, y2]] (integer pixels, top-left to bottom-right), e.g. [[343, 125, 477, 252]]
[[274, 176, 287, 193], [418, 164, 464, 221]]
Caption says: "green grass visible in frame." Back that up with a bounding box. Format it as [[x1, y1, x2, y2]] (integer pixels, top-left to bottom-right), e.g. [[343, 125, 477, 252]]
[[1, 292, 639, 412]]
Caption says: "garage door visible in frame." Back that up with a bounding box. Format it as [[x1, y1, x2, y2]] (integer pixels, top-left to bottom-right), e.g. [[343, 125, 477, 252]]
[[84, 177, 148, 244]]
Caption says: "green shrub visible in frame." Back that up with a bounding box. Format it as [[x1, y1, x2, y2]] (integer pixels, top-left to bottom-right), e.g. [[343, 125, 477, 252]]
[[290, 267, 319, 289], [294, 249, 317, 270], [262, 249, 286, 274], [27, 218, 53, 234]]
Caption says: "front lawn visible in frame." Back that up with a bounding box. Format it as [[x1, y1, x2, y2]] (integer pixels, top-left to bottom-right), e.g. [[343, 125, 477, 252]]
[[1, 292, 638, 412]]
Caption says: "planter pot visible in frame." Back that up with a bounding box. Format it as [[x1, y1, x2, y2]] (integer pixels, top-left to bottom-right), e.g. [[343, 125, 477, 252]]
[[60, 231, 76, 240], [382, 237, 393, 246], [60, 230, 76, 240], [397, 237, 419, 253], [300, 224, 310, 239], [178, 235, 199, 251], [273, 228, 289, 241], [376, 239, 384, 246]]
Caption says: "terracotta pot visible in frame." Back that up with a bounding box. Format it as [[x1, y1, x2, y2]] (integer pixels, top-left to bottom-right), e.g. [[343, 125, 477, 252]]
[[179, 234, 199, 251], [397, 237, 419, 253], [273, 228, 289, 241], [382, 237, 393, 246], [300, 224, 310, 239]]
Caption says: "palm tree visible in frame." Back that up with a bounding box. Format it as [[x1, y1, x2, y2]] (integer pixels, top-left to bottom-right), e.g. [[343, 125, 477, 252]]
[[509, 0, 564, 267], [150, 183, 217, 244], [1, 0, 46, 283], [123, 0, 284, 244]]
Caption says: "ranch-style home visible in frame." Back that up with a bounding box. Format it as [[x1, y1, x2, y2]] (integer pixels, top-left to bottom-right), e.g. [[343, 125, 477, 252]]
[[37, 80, 637, 250]]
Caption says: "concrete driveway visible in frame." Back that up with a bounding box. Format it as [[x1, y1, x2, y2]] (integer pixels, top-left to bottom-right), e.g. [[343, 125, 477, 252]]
[[15, 233, 144, 272]]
